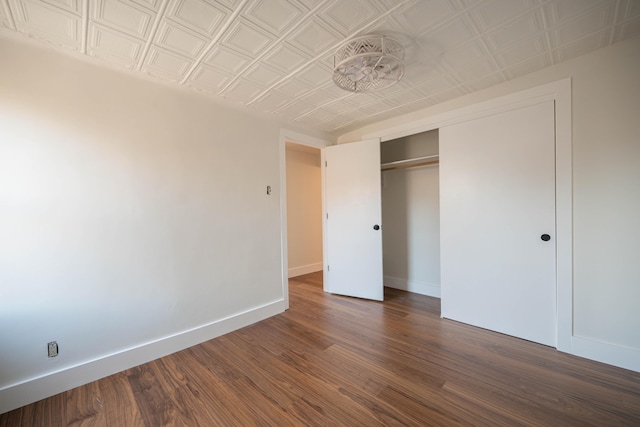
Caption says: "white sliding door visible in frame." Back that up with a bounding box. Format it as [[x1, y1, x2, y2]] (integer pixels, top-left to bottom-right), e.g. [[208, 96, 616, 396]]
[[324, 139, 383, 301], [440, 101, 556, 346]]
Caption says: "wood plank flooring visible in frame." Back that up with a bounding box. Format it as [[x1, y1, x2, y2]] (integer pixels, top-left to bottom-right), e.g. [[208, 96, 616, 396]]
[[2, 271, 639, 426]]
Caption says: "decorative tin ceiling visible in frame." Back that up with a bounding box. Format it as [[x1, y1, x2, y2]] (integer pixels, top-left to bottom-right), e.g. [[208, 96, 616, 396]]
[[1, 0, 638, 135]]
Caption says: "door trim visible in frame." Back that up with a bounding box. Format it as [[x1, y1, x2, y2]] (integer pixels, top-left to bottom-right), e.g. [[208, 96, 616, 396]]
[[278, 129, 330, 310]]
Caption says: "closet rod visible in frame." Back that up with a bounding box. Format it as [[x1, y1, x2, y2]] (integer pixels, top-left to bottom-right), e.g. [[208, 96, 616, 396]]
[[382, 159, 439, 172], [381, 154, 438, 168]]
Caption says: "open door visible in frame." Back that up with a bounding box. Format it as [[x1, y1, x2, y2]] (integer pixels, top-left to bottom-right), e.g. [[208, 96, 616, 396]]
[[323, 139, 383, 301]]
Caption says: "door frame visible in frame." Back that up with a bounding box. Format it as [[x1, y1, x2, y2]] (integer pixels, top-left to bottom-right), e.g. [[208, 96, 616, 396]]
[[278, 129, 330, 309], [361, 79, 573, 353]]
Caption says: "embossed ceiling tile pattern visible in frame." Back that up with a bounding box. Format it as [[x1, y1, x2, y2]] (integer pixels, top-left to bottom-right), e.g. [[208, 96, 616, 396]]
[[550, 3, 616, 46], [502, 53, 551, 80], [298, 115, 346, 132], [318, 0, 383, 36], [154, 21, 209, 57], [296, 0, 326, 9], [441, 40, 490, 71], [414, 75, 459, 97], [214, 0, 244, 10], [220, 17, 275, 57], [299, 89, 343, 109], [249, 90, 293, 111], [295, 63, 333, 87], [165, 0, 230, 37], [326, 117, 358, 132], [41, 0, 81, 14], [295, 107, 338, 124], [483, 10, 544, 51], [384, 89, 427, 107], [451, 58, 498, 83], [544, 0, 606, 25], [617, 15, 640, 40], [10, 0, 81, 49], [462, 72, 505, 92], [394, 0, 460, 36], [623, 0, 640, 18], [493, 35, 547, 68], [613, 0, 640, 41], [401, 97, 439, 113], [244, 0, 306, 35], [262, 43, 311, 73], [555, 29, 612, 62], [370, 108, 405, 123], [142, 46, 193, 81], [275, 79, 312, 98], [2, 0, 637, 134], [468, 0, 540, 32], [130, 0, 161, 11], [188, 64, 233, 93], [0, 5, 14, 30], [424, 14, 477, 55], [429, 86, 470, 103], [202, 45, 251, 74], [243, 62, 286, 87], [322, 99, 360, 115], [287, 18, 341, 56], [92, 0, 154, 39], [375, 80, 415, 97], [274, 99, 316, 119], [222, 78, 265, 102], [87, 23, 144, 68], [403, 61, 446, 82], [359, 99, 401, 116], [318, 52, 336, 72]]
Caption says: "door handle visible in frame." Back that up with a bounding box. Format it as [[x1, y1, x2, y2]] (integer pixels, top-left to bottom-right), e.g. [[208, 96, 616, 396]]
[[373, 224, 380, 231], [541, 234, 551, 241]]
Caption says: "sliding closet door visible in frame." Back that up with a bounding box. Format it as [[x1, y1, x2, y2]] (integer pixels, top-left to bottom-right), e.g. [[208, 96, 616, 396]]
[[324, 139, 383, 301], [440, 101, 556, 346]]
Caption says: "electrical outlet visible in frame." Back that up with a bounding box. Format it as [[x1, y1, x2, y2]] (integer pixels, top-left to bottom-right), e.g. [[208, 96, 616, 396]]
[[47, 341, 58, 358]]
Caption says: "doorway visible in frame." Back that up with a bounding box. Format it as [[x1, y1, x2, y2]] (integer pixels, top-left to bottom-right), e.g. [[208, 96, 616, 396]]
[[285, 142, 323, 279]]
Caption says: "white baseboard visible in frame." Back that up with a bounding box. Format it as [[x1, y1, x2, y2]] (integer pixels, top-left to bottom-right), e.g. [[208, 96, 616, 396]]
[[0, 299, 286, 414], [288, 262, 323, 278], [564, 335, 640, 373], [385, 276, 441, 298]]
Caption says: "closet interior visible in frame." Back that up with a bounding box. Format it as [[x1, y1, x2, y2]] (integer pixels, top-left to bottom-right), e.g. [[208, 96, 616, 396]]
[[381, 129, 441, 299]]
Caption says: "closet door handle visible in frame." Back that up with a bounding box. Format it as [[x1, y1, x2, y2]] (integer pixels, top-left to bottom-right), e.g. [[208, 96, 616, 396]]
[[541, 234, 551, 241], [373, 224, 380, 231]]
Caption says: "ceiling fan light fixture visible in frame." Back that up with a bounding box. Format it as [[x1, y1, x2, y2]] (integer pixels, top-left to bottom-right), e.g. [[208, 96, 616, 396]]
[[333, 34, 405, 93]]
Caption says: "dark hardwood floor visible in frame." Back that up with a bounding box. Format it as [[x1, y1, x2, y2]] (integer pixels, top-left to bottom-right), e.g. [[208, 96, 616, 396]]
[[2, 271, 640, 426]]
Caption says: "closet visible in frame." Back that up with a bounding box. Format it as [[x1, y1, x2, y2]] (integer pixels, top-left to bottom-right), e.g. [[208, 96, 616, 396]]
[[323, 96, 557, 348], [380, 130, 441, 298]]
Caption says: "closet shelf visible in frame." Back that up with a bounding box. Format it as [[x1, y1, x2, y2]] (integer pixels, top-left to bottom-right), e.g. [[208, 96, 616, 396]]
[[381, 155, 439, 171]]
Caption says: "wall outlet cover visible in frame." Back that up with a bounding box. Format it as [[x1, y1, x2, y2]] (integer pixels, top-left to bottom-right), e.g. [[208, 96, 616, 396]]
[[47, 341, 58, 358]]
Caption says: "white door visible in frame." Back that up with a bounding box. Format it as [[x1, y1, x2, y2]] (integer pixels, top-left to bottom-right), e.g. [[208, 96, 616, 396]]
[[324, 139, 383, 301], [439, 101, 556, 346]]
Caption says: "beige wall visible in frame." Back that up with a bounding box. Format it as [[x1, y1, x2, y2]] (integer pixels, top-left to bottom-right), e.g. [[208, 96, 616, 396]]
[[0, 36, 303, 411], [381, 131, 440, 297], [285, 145, 323, 277], [339, 36, 640, 355]]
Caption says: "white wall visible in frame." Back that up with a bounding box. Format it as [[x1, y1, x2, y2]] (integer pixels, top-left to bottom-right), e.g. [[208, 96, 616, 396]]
[[338, 36, 640, 365], [0, 37, 317, 412], [285, 145, 323, 277], [381, 131, 440, 297]]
